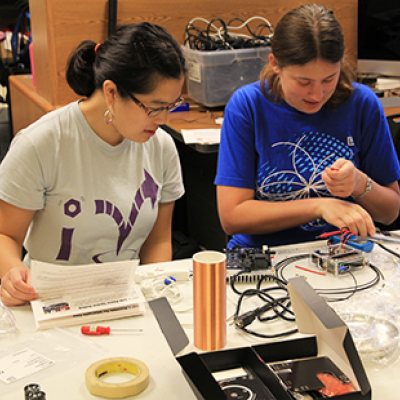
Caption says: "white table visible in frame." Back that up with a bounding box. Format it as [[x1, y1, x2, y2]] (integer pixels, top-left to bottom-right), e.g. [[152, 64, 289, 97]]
[[1, 301, 198, 399], [1, 240, 400, 399]]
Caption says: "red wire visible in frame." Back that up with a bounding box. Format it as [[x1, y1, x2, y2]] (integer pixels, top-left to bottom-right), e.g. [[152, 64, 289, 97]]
[[317, 230, 343, 239], [319, 228, 357, 244], [340, 229, 357, 245]]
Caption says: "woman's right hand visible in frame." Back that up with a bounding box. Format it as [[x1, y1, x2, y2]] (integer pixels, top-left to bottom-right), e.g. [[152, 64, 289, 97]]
[[316, 198, 376, 237], [0, 265, 38, 306]]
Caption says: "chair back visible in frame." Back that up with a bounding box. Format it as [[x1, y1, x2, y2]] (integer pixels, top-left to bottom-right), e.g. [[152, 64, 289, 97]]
[[387, 114, 400, 161], [376, 114, 400, 231]]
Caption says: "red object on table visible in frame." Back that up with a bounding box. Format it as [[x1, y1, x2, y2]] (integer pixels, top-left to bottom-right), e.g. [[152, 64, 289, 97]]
[[81, 325, 142, 335], [317, 373, 354, 397]]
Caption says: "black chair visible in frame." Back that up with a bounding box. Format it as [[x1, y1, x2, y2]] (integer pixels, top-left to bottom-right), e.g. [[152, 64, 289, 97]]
[[375, 113, 400, 231], [387, 114, 400, 162]]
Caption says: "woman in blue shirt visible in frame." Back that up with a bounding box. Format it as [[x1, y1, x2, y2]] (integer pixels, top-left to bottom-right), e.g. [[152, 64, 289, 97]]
[[215, 4, 400, 248]]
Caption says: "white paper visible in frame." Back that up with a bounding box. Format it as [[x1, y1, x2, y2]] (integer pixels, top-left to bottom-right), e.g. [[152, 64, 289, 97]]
[[181, 128, 221, 144], [0, 348, 54, 384], [30, 260, 146, 329], [31, 259, 139, 296]]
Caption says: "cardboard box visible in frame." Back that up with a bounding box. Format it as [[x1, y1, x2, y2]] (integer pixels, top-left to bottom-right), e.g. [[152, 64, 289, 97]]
[[181, 45, 271, 107], [149, 277, 371, 400]]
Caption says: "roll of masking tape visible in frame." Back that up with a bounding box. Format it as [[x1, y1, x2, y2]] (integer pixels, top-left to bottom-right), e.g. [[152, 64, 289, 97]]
[[85, 357, 150, 398]]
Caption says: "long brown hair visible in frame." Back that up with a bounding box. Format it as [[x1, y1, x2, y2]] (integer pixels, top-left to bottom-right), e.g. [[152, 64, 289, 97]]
[[260, 4, 355, 110]]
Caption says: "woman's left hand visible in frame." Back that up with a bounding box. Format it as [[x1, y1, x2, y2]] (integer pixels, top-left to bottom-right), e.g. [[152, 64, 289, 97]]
[[322, 158, 365, 198]]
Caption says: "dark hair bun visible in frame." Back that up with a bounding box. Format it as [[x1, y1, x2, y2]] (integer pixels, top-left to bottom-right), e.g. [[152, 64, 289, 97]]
[[66, 40, 97, 97]]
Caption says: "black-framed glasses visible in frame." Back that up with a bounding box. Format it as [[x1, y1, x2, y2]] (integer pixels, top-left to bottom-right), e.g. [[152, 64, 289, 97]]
[[130, 94, 184, 117]]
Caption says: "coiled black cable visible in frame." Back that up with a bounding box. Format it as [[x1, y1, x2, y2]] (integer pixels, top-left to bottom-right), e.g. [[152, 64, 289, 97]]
[[230, 251, 384, 338], [184, 17, 273, 51], [231, 272, 298, 338], [274, 254, 384, 302]]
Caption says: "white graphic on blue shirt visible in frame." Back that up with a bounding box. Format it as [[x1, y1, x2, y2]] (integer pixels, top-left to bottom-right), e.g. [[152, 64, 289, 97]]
[[256, 132, 354, 231], [56, 169, 158, 262]]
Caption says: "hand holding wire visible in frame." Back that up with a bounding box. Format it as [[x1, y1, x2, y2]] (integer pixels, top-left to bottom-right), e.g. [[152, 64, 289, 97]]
[[322, 159, 356, 198], [316, 228, 355, 242], [316, 197, 375, 237]]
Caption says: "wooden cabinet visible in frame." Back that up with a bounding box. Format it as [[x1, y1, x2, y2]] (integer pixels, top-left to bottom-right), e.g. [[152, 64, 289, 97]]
[[11, 0, 358, 134], [28, 0, 358, 108], [8, 74, 55, 135]]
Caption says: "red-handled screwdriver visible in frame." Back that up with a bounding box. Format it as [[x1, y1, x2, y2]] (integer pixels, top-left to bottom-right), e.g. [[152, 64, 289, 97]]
[[81, 325, 143, 335]]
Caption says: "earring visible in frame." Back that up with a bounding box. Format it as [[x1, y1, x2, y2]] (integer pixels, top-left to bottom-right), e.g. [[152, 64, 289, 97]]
[[104, 109, 114, 125]]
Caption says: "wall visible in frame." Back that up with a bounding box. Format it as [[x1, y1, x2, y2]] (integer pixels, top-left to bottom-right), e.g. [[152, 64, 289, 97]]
[[29, 0, 358, 107]]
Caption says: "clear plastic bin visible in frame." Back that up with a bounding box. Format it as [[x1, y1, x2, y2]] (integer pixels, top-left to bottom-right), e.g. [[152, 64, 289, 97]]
[[181, 45, 271, 107]]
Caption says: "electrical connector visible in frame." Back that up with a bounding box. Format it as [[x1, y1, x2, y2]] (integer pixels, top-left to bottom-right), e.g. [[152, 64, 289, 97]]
[[232, 309, 258, 329]]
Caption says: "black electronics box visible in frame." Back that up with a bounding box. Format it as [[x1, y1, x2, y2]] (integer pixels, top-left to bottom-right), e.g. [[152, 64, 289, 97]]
[[149, 277, 371, 400]]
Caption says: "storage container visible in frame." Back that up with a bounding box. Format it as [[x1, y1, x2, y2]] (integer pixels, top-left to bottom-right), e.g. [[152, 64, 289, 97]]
[[181, 45, 271, 107]]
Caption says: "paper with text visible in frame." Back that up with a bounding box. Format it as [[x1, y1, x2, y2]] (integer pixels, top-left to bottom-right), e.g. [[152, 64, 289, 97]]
[[30, 260, 145, 329], [181, 128, 220, 144], [0, 348, 54, 384]]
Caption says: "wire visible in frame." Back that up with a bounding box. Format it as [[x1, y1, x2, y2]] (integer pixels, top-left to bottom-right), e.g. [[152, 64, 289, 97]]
[[229, 241, 385, 338], [274, 254, 310, 282], [313, 264, 384, 302], [274, 254, 383, 302], [226, 16, 273, 37], [230, 270, 298, 338], [316, 227, 357, 244], [184, 16, 273, 51], [376, 242, 400, 259]]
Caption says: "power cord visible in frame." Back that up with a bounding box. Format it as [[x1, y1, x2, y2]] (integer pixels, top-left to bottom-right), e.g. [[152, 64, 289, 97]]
[[229, 248, 385, 338], [230, 272, 298, 338]]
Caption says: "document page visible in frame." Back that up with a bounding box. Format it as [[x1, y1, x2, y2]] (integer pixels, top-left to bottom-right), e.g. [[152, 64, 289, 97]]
[[31, 259, 139, 296], [30, 260, 145, 328], [181, 128, 221, 144]]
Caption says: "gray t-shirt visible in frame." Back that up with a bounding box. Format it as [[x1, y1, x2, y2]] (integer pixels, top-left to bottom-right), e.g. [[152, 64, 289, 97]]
[[0, 101, 184, 264]]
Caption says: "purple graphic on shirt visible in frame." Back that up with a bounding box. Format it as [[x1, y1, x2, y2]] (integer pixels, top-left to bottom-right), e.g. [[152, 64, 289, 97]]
[[56, 200, 82, 260], [56, 169, 159, 261], [56, 228, 74, 260], [64, 199, 81, 217]]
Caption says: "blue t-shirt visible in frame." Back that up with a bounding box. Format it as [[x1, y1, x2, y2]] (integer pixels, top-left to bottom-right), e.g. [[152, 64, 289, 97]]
[[215, 81, 400, 247]]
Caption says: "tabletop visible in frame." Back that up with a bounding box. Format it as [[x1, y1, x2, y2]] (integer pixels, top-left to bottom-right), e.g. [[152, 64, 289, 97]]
[[1, 239, 400, 399], [163, 101, 223, 154]]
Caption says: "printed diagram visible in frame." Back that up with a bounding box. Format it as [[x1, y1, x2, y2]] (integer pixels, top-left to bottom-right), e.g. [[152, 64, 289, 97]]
[[42, 302, 70, 314]]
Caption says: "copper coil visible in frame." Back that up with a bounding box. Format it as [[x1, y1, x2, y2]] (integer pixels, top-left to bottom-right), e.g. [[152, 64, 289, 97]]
[[193, 251, 226, 351]]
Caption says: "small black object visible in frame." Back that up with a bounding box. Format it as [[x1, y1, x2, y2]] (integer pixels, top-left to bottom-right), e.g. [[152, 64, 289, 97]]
[[225, 246, 273, 270], [24, 383, 40, 399], [31, 392, 46, 400], [269, 356, 351, 393]]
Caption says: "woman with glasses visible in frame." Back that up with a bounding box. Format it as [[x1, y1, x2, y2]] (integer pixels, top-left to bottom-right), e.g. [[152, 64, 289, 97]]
[[215, 4, 400, 249], [0, 22, 186, 306]]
